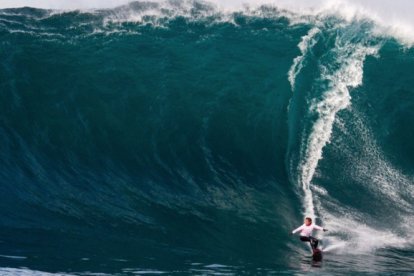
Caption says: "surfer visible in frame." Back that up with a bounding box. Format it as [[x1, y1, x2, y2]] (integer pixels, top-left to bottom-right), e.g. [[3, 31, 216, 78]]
[[291, 217, 327, 250]]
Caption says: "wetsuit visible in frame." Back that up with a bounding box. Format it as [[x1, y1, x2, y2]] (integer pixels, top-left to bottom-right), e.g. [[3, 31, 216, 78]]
[[292, 223, 324, 249]]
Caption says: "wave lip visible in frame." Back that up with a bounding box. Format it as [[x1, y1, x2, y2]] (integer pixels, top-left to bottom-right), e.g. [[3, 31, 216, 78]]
[[2, 0, 414, 46]]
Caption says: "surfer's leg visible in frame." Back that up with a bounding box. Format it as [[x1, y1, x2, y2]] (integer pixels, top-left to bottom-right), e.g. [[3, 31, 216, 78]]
[[299, 236, 317, 252], [309, 236, 318, 249], [300, 236, 314, 254]]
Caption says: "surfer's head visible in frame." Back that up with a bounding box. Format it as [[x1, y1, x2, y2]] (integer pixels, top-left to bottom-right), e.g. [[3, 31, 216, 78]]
[[304, 217, 312, 226]]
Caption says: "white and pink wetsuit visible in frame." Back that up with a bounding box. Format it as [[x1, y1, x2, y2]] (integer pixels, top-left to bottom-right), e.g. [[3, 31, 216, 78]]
[[292, 223, 324, 237]]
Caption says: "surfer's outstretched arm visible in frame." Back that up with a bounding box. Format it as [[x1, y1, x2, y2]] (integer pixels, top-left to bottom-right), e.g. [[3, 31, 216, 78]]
[[292, 224, 304, 234], [314, 224, 328, 232], [314, 225, 323, 231]]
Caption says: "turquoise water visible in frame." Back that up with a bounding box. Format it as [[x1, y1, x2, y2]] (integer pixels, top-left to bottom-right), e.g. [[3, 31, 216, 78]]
[[0, 1, 413, 274]]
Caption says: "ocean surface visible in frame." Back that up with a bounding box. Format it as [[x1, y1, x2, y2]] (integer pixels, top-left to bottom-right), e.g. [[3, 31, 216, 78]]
[[0, 1, 414, 275]]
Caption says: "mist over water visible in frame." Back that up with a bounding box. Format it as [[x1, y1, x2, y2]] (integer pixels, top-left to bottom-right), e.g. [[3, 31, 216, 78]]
[[0, 0, 413, 274]]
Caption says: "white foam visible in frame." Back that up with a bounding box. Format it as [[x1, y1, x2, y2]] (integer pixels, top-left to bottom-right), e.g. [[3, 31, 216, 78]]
[[296, 38, 379, 218], [0, 267, 75, 276], [0, 255, 27, 259], [288, 27, 320, 90], [0, 0, 130, 10], [320, 0, 414, 46], [1, 0, 414, 46], [320, 211, 407, 255], [322, 241, 347, 253]]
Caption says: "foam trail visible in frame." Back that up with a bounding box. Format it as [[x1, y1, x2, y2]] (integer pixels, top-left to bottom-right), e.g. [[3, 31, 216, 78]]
[[0, 267, 75, 275], [297, 40, 379, 218], [322, 241, 347, 252], [288, 27, 320, 90], [321, 213, 407, 254], [311, 111, 414, 252]]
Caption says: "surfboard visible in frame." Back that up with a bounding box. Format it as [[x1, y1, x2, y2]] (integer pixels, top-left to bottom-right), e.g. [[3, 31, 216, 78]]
[[310, 239, 322, 262], [312, 248, 322, 262]]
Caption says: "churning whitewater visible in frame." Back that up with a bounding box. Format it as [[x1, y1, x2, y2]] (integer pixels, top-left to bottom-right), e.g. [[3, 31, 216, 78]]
[[0, 0, 413, 274]]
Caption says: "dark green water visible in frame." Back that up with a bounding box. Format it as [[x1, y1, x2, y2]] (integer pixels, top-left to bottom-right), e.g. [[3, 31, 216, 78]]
[[0, 1, 413, 275]]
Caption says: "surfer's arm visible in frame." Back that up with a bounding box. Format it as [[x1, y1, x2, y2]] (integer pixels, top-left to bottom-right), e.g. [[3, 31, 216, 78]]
[[313, 225, 327, 231], [292, 224, 304, 234]]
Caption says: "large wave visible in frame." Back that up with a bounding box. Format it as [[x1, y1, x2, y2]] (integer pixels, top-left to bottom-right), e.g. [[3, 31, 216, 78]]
[[0, 0, 413, 274]]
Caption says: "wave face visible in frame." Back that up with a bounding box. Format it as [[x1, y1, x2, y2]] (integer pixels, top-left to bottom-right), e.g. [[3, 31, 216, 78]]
[[0, 1, 414, 274]]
